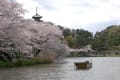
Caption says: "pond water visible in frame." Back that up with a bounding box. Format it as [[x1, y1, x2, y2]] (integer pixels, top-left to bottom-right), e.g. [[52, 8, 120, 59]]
[[0, 57, 120, 80]]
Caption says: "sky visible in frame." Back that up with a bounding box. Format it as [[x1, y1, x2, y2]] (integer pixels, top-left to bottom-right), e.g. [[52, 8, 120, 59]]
[[16, 0, 120, 33]]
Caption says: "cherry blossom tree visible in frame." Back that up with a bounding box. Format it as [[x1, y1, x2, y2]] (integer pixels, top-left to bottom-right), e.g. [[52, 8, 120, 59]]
[[21, 20, 68, 59], [0, 0, 68, 62], [0, 0, 25, 62]]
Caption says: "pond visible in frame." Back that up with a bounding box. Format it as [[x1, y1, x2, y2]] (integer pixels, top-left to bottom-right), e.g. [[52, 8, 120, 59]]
[[0, 57, 120, 80]]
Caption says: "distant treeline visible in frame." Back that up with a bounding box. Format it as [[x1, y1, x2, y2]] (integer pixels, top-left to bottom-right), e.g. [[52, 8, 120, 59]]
[[59, 25, 120, 51]]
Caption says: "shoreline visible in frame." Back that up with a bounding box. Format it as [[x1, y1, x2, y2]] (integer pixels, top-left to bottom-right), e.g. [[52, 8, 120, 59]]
[[0, 59, 52, 68]]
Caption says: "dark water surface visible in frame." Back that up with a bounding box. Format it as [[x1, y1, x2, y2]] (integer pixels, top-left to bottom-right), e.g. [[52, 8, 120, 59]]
[[0, 57, 120, 80]]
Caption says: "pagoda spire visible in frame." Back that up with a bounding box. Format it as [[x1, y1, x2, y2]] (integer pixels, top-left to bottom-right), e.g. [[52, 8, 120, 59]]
[[36, 7, 38, 14]]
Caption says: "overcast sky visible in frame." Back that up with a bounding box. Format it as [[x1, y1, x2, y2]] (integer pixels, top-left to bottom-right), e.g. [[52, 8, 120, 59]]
[[16, 0, 120, 33]]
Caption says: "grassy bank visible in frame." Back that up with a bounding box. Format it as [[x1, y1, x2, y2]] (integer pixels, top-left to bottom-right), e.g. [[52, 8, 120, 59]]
[[0, 59, 53, 67], [0, 53, 56, 67]]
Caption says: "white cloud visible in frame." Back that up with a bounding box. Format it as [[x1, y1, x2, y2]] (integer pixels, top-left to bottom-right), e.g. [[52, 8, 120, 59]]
[[16, 0, 120, 33], [16, 0, 40, 18]]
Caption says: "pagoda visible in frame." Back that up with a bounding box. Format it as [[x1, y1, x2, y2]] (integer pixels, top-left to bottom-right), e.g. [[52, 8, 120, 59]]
[[32, 7, 42, 22]]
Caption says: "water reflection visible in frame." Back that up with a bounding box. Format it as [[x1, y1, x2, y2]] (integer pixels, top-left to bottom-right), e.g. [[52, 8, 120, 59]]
[[0, 57, 120, 80]]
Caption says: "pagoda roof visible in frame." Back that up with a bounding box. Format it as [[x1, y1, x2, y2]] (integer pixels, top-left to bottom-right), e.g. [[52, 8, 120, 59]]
[[32, 13, 42, 18]]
